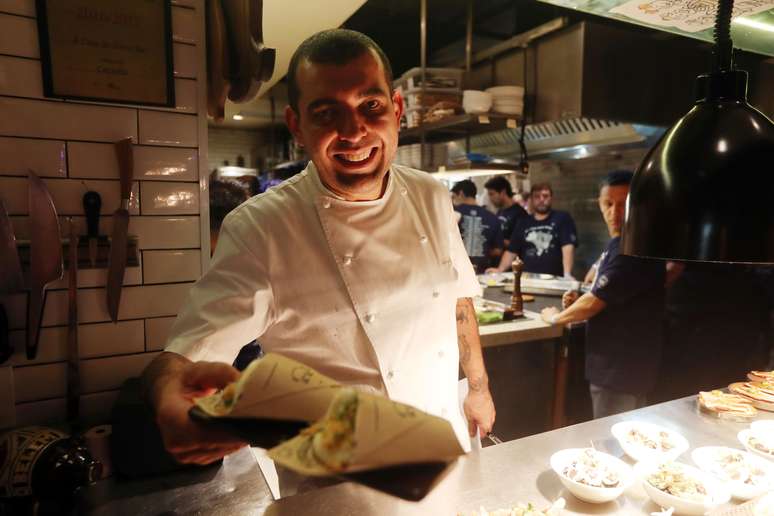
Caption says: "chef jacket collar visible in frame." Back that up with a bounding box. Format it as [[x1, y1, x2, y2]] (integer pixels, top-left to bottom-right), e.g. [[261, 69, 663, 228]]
[[308, 160, 396, 207]]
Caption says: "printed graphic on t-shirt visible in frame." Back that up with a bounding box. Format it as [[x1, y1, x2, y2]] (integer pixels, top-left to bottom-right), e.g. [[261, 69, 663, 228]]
[[524, 225, 555, 257], [460, 209, 486, 258]]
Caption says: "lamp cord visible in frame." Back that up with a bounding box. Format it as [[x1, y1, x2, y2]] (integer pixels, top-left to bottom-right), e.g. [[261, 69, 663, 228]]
[[713, 0, 734, 72]]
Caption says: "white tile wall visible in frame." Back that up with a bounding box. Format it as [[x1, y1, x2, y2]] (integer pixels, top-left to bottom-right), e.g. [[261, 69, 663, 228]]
[[0, 0, 36, 17], [145, 317, 177, 351], [0, 1, 209, 425], [140, 182, 200, 215], [143, 250, 201, 284], [0, 13, 38, 58], [68, 143, 199, 182], [0, 55, 45, 98], [139, 111, 198, 147], [0, 137, 66, 177], [0, 177, 140, 215], [0, 97, 137, 142]]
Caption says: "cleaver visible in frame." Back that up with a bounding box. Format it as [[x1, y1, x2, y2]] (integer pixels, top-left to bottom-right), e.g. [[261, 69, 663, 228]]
[[27, 171, 63, 359]]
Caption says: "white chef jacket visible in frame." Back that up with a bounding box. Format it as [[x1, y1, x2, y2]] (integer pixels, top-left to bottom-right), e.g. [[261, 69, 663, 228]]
[[166, 161, 482, 448]]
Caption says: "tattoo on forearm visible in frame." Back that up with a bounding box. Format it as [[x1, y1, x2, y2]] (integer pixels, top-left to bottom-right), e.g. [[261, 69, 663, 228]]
[[458, 334, 471, 364], [456, 305, 469, 324], [468, 374, 487, 393]]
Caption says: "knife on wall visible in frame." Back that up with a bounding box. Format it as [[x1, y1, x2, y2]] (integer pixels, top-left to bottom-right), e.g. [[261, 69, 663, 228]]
[[106, 138, 133, 323], [27, 171, 63, 359], [0, 200, 24, 363]]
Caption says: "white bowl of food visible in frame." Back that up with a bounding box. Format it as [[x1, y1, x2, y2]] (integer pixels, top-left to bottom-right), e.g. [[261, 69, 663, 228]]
[[635, 460, 731, 515], [550, 448, 633, 503], [611, 421, 689, 463], [692, 446, 774, 500], [751, 420, 774, 436], [739, 428, 774, 462], [462, 90, 492, 114]]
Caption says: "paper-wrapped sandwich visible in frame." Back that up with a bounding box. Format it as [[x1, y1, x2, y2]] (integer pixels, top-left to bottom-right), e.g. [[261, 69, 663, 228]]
[[193, 353, 464, 477]]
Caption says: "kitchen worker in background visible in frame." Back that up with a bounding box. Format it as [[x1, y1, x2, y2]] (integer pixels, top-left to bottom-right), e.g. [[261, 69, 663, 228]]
[[487, 182, 577, 278], [209, 179, 250, 254], [142, 29, 495, 465], [484, 176, 527, 247], [451, 180, 504, 273], [539, 171, 665, 418]]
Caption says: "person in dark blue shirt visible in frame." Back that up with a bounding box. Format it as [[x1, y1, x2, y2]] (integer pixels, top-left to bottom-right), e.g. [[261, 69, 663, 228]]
[[540, 171, 665, 418], [487, 182, 577, 277], [451, 180, 504, 274], [484, 176, 527, 247]]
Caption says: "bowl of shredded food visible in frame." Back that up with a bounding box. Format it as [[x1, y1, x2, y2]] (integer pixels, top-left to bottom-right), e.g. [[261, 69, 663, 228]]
[[550, 448, 633, 503], [635, 461, 730, 515]]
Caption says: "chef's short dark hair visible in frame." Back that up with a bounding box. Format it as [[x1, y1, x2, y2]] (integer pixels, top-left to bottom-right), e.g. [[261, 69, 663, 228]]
[[210, 180, 249, 231], [484, 176, 514, 197], [599, 170, 634, 191], [451, 180, 477, 199], [287, 29, 394, 114]]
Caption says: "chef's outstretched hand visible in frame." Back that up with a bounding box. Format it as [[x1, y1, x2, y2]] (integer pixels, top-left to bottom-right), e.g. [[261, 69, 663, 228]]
[[463, 383, 496, 438], [145, 353, 248, 465]]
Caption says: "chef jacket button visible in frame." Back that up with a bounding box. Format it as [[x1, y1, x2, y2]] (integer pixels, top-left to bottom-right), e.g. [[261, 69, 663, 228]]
[[343, 255, 353, 266], [419, 235, 428, 244], [365, 313, 376, 323], [322, 199, 331, 209], [386, 370, 394, 380], [432, 290, 440, 298], [401, 188, 408, 195], [438, 350, 444, 358]]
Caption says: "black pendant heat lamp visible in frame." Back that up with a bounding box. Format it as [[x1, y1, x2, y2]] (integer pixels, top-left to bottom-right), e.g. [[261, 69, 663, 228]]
[[621, 0, 774, 263]]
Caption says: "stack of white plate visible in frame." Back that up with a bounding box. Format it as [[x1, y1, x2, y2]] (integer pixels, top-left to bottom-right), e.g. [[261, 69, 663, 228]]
[[462, 90, 492, 114], [486, 85, 524, 115]]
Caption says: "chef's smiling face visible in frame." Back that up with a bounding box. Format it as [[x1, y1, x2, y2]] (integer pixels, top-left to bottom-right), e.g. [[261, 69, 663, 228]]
[[286, 50, 404, 201]]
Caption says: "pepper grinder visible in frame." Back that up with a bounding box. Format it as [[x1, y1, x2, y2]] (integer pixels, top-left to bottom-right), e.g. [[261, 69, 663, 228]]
[[504, 256, 525, 320]]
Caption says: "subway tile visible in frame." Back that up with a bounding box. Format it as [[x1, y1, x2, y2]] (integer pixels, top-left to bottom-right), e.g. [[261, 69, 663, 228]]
[[143, 249, 201, 284], [0, 366, 15, 429], [0, 0, 36, 17], [138, 111, 197, 147], [0, 177, 139, 216], [68, 142, 198, 182], [0, 13, 38, 58], [173, 78, 197, 113], [140, 182, 199, 215], [0, 137, 66, 177], [47, 260, 143, 290], [80, 352, 158, 393], [8, 214, 201, 249], [7, 319, 145, 365], [171, 0, 196, 7], [0, 97, 137, 142], [0, 54, 44, 98], [172, 5, 197, 45], [15, 398, 66, 426], [145, 316, 176, 351], [3, 283, 192, 329], [173, 42, 197, 79], [14, 362, 67, 402], [7, 327, 67, 366], [80, 390, 120, 425]]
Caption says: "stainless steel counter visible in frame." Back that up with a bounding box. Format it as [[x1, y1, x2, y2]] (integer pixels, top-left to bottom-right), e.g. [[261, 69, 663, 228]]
[[478, 287, 564, 347], [82, 396, 773, 515]]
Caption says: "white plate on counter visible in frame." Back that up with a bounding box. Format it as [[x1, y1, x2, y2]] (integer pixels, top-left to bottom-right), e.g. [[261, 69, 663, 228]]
[[739, 429, 774, 462], [611, 421, 689, 463], [691, 445, 774, 500], [550, 448, 633, 504], [635, 460, 730, 515]]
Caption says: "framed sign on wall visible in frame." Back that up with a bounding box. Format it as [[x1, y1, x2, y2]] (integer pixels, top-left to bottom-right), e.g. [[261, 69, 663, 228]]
[[35, 0, 175, 107]]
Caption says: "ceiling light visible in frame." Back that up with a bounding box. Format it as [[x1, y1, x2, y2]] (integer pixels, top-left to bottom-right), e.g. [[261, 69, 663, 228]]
[[232, 114, 244, 121], [622, 0, 774, 263]]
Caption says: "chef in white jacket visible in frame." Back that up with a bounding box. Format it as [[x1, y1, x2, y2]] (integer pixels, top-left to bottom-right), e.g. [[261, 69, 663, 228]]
[[142, 29, 495, 465]]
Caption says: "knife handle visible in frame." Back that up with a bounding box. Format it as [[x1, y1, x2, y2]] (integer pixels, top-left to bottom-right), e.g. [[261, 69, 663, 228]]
[[114, 138, 134, 202], [83, 191, 101, 238]]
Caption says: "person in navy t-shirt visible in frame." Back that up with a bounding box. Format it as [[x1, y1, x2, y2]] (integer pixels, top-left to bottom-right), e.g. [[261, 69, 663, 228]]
[[484, 175, 527, 247], [539, 171, 666, 418], [487, 182, 577, 277], [451, 180, 504, 274]]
